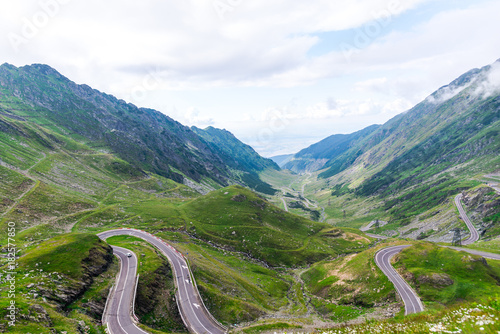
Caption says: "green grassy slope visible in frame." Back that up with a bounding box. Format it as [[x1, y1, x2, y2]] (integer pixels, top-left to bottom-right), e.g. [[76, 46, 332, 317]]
[[356, 94, 499, 219], [301, 244, 397, 322], [394, 243, 500, 309], [275, 61, 500, 238], [319, 66, 492, 183], [0, 63, 227, 185], [320, 300, 500, 333], [0, 108, 374, 329], [0, 234, 114, 333], [0, 63, 283, 190], [181, 185, 372, 267], [192, 126, 279, 195], [300, 240, 500, 332], [316, 62, 498, 205]]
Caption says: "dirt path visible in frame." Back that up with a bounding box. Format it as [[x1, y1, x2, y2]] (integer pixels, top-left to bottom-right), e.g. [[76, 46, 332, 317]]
[[0, 179, 40, 221]]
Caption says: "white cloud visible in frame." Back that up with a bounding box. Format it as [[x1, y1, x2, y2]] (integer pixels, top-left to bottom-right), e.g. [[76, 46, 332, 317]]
[[382, 98, 413, 114], [251, 96, 410, 124], [1, 0, 499, 156], [265, 1, 500, 88], [184, 107, 214, 127], [305, 100, 344, 119], [426, 82, 473, 104], [354, 77, 389, 93], [474, 61, 500, 98], [0, 0, 432, 89]]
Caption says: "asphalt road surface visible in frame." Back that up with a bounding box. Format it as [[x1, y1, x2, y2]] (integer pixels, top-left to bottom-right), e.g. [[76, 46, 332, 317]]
[[455, 193, 479, 245], [98, 229, 227, 334], [360, 220, 388, 232], [374, 245, 424, 315], [104, 245, 148, 334], [445, 246, 500, 260], [365, 233, 389, 240]]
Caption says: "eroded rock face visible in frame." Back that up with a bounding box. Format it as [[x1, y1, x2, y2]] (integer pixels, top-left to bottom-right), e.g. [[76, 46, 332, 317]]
[[19, 304, 53, 328], [417, 273, 454, 288], [135, 260, 186, 332], [462, 187, 500, 238], [231, 194, 246, 202], [38, 242, 113, 308]]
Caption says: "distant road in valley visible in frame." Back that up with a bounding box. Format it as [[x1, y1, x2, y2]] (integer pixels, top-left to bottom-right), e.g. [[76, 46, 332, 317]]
[[446, 246, 500, 260], [366, 233, 389, 240], [454, 194, 479, 245], [374, 245, 424, 315], [360, 220, 388, 232], [281, 197, 288, 211], [98, 229, 227, 334]]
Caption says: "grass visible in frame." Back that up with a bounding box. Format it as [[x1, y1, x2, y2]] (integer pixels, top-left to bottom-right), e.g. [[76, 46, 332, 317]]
[[310, 298, 364, 322], [18, 233, 109, 279], [277, 170, 389, 230], [0, 165, 35, 206], [301, 242, 403, 316], [300, 240, 500, 330], [179, 185, 372, 267], [30, 152, 118, 199], [394, 242, 500, 308], [0, 233, 112, 333], [319, 299, 500, 334], [0, 122, 50, 170], [466, 238, 500, 255], [173, 238, 291, 325], [242, 322, 303, 333], [259, 169, 299, 189], [1, 181, 96, 232]]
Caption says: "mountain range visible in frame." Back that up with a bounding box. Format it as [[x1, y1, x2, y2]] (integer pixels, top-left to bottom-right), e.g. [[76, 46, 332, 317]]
[[281, 60, 500, 181], [278, 59, 499, 232], [0, 63, 277, 194], [1, 59, 500, 333]]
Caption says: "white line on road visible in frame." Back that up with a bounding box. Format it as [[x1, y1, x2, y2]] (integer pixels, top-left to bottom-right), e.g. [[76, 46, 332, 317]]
[[374, 245, 424, 315], [454, 194, 479, 245]]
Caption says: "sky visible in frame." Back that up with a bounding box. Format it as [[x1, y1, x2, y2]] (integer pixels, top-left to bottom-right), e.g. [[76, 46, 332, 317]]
[[1, 0, 500, 157]]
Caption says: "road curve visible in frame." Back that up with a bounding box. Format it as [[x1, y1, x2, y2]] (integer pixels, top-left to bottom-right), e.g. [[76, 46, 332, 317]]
[[98, 229, 227, 334], [281, 197, 289, 212], [454, 194, 479, 245], [374, 245, 424, 315], [104, 245, 148, 334]]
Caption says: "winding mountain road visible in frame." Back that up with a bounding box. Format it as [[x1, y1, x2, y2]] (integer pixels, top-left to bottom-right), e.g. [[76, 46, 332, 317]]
[[454, 194, 479, 245], [98, 194, 492, 329], [375, 243, 500, 316], [446, 247, 500, 260], [281, 196, 289, 212], [98, 229, 227, 334], [374, 245, 425, 315], [370, 193, 482, 316], [103, 245, 148, 334]]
